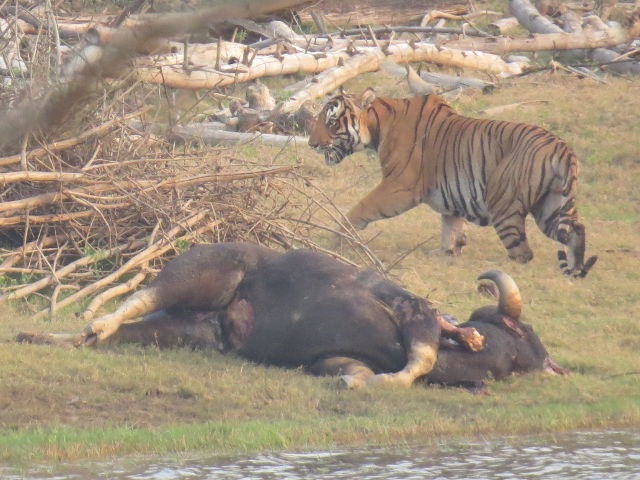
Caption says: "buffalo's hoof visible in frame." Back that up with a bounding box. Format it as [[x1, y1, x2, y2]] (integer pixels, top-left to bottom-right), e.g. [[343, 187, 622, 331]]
[[460, 327, 485, 352], [80, 314, 119, 345], [340, 375, 366, 389], [16, 330, 45, 344], [366, 372, 412, 387]]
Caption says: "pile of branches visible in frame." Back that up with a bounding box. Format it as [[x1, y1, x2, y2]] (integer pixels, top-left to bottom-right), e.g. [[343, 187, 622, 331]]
[[0, 0, 390, 320], [0, 103, 379, 321]]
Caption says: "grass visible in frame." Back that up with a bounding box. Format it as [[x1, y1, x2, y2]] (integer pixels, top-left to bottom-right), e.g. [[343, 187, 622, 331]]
[[1, 72, 640, 466]]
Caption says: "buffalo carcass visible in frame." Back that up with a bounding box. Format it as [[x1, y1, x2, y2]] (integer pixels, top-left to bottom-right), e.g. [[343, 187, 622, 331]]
[[423, 270, 568, 392], [17, 243, 566, 389]]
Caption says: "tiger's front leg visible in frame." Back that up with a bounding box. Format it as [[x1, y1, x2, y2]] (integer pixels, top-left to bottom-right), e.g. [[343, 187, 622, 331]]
[[346, 181, 420, 230], [441, 214, 468, 255]]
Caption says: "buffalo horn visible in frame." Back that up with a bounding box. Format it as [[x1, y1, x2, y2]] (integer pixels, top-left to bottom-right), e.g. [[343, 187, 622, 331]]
[[477, 270, 522, 320]]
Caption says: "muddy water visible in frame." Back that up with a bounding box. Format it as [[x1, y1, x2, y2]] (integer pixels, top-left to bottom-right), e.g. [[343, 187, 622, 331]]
[[5, 429, 640, 479]]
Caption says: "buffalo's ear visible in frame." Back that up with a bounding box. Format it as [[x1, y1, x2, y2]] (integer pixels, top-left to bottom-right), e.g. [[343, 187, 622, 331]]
[[360, 88, 376, 109]]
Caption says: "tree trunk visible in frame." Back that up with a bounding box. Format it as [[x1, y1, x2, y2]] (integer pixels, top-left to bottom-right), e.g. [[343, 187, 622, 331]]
[[511, 0, 640, 75], [276, 44, 525, 114], [296, 0, 468, 27], [443, 28, 631, 54], [137, 42, 526, 91]]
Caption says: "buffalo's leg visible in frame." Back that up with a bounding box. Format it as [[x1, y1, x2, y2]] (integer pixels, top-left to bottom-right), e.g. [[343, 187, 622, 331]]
[[16, 331, 82, 348], [81, 287, 163, 345], [15, 289, 162, 348], [102, 310, 226, 351], [543, 356, 570, 376], [436, 314, 484, 352], [441, 214, 467, 255], [81, 243, 276, 345], [358, 273, 483, 386], [367, 297, 440, 387], [307, 357, 376, 389]]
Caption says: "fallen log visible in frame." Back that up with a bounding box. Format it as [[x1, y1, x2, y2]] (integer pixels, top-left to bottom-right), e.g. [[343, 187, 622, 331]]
[[442, 27, 631, 54], [419, 71, 494, 91], [559, 9, 640, 75], [488, 16, 521, 34], [296, 1, 468, 27], [511, 0, 640, 74], [276, 43, 526, 114], [318, 25, 491, 38], [381, 61, 492, 93], [170, 123, 308, 146]]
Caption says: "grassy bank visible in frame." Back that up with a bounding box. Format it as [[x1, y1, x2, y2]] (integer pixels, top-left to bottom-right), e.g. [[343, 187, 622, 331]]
[[1, 73, 639, 465]]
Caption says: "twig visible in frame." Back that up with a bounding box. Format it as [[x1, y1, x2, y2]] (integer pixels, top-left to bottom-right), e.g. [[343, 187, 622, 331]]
[[81, 270, 148, 321], [384, 237, 435, 274], [0, 110, 145, 167], [32, 214, 216, 320], [0, 237, 145, 304]]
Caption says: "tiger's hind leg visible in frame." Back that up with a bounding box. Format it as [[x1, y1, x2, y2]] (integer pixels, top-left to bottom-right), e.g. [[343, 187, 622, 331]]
[[532, 193, 597, 278], [490, 208, 534, 264], [441, 214, 468, 255]]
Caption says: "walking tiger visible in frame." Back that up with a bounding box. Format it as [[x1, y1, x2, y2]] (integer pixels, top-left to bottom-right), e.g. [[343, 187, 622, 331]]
[[308, 89, 597, 278]]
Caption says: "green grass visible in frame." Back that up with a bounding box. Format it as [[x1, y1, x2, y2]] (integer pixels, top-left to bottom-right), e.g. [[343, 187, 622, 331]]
[[1, 73, 640, 465]]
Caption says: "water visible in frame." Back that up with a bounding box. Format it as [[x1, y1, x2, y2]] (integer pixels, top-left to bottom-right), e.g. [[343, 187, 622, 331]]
[[4, 430, 640, 479]]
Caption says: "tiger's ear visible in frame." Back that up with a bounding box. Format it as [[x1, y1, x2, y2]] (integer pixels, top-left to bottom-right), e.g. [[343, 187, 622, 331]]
[[360, 88, 376, 109]]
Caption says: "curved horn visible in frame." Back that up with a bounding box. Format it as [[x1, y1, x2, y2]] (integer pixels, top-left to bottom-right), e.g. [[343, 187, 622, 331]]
[[477, 270, 522, 319]]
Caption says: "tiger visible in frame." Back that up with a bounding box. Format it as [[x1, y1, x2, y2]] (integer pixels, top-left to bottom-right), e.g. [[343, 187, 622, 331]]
[[308, 88, 597, 278]]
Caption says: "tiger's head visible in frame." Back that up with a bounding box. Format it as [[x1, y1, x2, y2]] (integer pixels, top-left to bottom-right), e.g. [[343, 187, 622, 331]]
[[308, 88, 377, 166]]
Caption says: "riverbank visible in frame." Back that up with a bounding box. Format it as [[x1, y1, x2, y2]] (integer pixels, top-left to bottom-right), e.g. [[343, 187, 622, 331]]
[[5, 429, 640, 479], [2, 74, 639, 465]]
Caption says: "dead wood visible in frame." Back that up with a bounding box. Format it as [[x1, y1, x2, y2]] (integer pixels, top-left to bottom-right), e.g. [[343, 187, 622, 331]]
[[0, 0, 310, 153], [0, 113, 378, 316], [318, 25, 490, 38], [442, 27, 632, 54], [488, 17, 521, 34], [0, 110, 144, 167], [0, 237, 145, 304], [511, 0, 640, 74], [31, 214, 214, 320], [170, 125, 308, 146], [276, 43, 526, 115], [297, 1, 468, 27]]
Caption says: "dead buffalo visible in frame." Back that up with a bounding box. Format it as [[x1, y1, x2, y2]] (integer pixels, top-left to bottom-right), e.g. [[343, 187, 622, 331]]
[[423, 270, 568, 392], [18, 243, 566, 389]]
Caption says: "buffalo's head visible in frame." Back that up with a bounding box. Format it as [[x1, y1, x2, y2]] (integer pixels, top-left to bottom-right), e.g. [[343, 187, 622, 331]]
[[471, 270, 568, 376]]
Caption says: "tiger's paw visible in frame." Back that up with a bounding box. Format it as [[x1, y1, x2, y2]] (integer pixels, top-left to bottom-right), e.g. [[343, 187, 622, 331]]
[[508, 249, 534, 264]]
